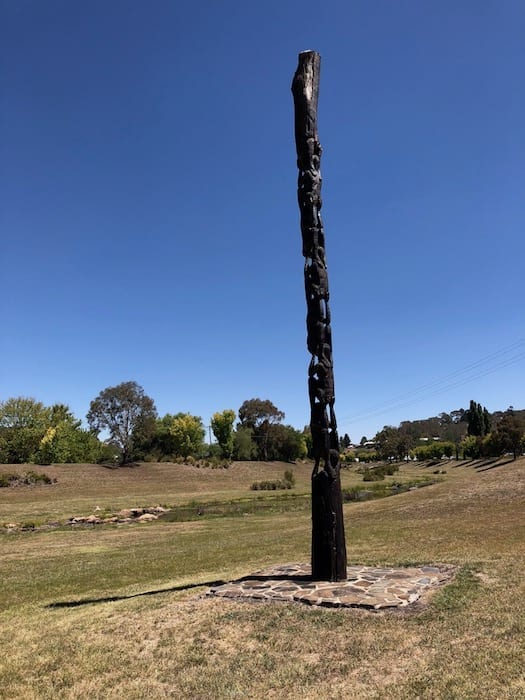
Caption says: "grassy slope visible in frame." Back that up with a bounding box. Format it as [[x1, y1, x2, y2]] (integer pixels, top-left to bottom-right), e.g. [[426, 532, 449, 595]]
[[0, 458, 523, 699], [0, 459, 432, 524]]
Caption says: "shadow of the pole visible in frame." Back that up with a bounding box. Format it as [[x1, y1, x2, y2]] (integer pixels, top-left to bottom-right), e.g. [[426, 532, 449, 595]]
[[45, 579, 226, 609]]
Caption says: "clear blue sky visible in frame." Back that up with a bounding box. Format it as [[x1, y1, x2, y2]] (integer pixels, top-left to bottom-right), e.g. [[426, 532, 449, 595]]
[[1, 1, 524, 442]]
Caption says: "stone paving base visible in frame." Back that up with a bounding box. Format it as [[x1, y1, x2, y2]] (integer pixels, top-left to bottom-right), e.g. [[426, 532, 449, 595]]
[[207, 563, 456, 609]]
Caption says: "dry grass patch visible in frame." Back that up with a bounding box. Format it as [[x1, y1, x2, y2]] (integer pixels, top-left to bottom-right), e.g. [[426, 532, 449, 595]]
[[0, 458, 446, 525], [1, 461, 315, 524], [0, 457, 523, 698]]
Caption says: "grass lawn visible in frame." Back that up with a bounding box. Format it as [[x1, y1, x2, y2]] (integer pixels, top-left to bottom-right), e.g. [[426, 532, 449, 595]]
[[1, 458, 524, 699]]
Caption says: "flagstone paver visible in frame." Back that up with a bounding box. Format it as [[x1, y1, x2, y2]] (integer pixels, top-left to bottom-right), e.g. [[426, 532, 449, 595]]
[[207, 562, 455, 609]]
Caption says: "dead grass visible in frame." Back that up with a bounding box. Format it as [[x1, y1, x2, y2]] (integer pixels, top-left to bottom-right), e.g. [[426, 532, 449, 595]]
[[0, 459, 445, 525], [1, 460, 317, 524], [0, 457, 524, 698]]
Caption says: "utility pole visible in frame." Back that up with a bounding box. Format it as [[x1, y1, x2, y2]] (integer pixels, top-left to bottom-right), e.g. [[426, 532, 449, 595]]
[[292, 51, 347, 581]]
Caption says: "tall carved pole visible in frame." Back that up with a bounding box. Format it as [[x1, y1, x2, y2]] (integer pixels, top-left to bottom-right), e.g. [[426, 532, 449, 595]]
[[292, 51, 347, 581]]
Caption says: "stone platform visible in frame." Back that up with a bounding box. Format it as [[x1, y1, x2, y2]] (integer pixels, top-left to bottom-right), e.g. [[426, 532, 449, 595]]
[[207, 563, 455, 610]]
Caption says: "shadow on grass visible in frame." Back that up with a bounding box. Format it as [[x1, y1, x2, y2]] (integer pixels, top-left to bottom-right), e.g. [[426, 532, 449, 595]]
[[45, 579, 227, 608], [448, 458, 516, 471], [45, 572, 313, 609], [98, 461, 142, 470], [475, 458, 516, 471]]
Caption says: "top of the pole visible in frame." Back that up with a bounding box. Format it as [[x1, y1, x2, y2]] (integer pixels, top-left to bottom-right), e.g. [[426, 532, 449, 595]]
[[291, 51, 321, 135]]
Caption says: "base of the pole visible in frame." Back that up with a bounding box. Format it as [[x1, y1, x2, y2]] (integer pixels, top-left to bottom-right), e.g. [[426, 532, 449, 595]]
[[311, 468, 347, 581]]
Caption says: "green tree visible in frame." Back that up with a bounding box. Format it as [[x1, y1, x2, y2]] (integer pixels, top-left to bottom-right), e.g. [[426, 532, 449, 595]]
[[413, 442, 446, 461], [397, 425, 416, 460], [451, 409, 465, 423], [169, 413, 205, 459], [87, 381, 157, 464], [0, 397, 50, 429], [301, 426, 313, 458], [139, 414, 178, 460], [0, 398, 103, 464], [483, 407, 492, 435], [466, 400, 490, 437], [0, 427, 42, 464], [375, 426, 397, 460], [34, 422, 102, 464], [375, 426, 411, 461], [211, 409, 236, 458], [238, 398, 285, 460], [339, 433, 351, 450], [36, 403, 103, 464], [233, 426, 256, 460], [461, 435, 482, 459], [266, 424, 307, 462], [491, 413, 524, 458], [0, 397, 50, 463], [49, 403, 76, 426], [442, 441, 455, 458]]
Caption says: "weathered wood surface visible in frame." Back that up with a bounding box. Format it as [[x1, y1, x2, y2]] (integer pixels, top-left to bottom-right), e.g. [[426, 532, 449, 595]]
[[292, 51, 347, 581]]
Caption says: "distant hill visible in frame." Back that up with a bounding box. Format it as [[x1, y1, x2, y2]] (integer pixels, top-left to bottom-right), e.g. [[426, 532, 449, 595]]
[[389, 406, 524, 442]]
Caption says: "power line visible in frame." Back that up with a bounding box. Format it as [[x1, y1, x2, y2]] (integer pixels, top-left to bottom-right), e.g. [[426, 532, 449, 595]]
[[346, 351, 525, 425], [345, 339, 524, 416], [340, 340, 525, 426]]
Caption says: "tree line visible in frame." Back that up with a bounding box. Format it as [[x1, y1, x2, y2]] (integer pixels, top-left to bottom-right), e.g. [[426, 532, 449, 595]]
[[0, 382, 307, 465], [354, 400, 525, 462], [1, 386, 523, 466]]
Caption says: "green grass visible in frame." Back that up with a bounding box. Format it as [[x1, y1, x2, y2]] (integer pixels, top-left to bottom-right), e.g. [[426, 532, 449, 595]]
[[0, 457, 524, 698]]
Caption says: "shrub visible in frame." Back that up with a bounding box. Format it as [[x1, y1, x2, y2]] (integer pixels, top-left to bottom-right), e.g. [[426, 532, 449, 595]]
[[0, 470, 55, 487], [24, 470, 53, 485], [362, 468, 385, 482], [360, 463, 399, 481], [382, 464, 399, 475], [209, 456, 230, 469], [356, 450, 379, 464], [283, 469, 295, 487], [0, 473, 17, 487], [250, 470, 295, 491], [414, 441, 456, 461], [251, 480, 279, 491]]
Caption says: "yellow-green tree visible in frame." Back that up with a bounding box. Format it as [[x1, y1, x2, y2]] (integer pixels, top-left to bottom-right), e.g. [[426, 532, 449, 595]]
[[211, 409, 236, 458], [169, 413, 205, 458]]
